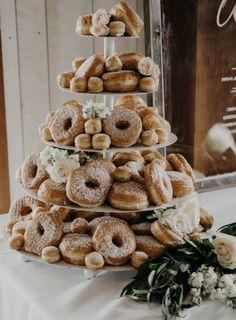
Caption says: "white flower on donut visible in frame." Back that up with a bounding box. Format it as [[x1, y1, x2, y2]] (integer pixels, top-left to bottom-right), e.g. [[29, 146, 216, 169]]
[[48, 157, 79, 183], [82, 100, 111, 119], [158, 194, 200, 237], [40, 146, 68, 167]]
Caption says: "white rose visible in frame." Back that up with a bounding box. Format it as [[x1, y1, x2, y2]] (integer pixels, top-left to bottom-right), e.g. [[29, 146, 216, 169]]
[[188, 272, 204, 288], [158, 195, 200, 237], [40, 146, 68, 167], [213, 233, 236, 270], [48, 157, 79, 183]]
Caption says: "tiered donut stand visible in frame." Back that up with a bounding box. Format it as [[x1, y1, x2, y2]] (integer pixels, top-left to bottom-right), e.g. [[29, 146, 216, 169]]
[[17, 33, 185, 279]]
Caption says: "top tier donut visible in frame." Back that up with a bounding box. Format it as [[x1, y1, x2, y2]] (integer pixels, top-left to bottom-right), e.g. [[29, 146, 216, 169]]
[[76, 2, 144, 38]]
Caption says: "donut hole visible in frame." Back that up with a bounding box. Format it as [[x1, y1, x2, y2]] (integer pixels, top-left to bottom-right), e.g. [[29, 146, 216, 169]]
[[112, 235, 123, 248], [30, 165, 38, 178], [116, 121, 130, 130], [20, 206, 32, 217], [64, 118, 72, 131], [85, 180, 100, 189], [37, 223, 45, 236]]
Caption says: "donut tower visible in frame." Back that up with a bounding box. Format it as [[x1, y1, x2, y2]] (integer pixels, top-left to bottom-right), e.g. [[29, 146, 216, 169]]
[[6, 2, 201, 279]]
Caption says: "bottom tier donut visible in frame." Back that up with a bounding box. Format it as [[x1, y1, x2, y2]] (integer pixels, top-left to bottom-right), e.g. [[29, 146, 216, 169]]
[[5, 193, 214, 271]]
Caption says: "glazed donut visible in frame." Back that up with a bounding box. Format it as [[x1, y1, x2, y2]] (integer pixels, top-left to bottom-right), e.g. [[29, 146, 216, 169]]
[[66, 165, 111, 207], [167, 153, 196, 182], [48, 101, 85, 145], [70, 76, 87, 92], [41, 246, 60, 263], [200, 207, 214, 231], [85, 252, 105, 270], [144, 161, 173, 205], [57, 71, 74, 89], [139, 77, 157, 92], [131, 222, 152, 236], [75, 15, 92, 35], [90, 24, 109, 37], [151, 221, 182, 247], [88, 216, 126, 234], [110, 2, 144, 37], [102, 71, 140, 92], [93, 220, 136, 265], [72, 57, 87, 71], [59, 234, 93, 265], [71, 217, 89, 234], [136, 236, 166, 258], [24, 212, 64, 255], [49, 205, 70, 221], [84, 118, 102, 135], [5, 220, 15, 236], [9, 195, 47, 223], [63, 222, 72, 234], [114, 95, 148, 118], [39, 123, 53, 142], [105, 55, 123, 72], [167, 171, 194, 197], [113, 166, 132, 182], [142, 114, 163, 131], [138, 57, 154, 76], [108, 21, 125, 37], [118, 52, 144, 70], [92, 134, 111, 150], [108, 181, 149, 211], [20, 151, 48, 190], [124, 161, 144, 184], [102, 109, 142, 147], [12, 221, 29, 236], [87, 77, 103, 93], [112, 151, 144, 166], [142, 150, 173, 170], [75, 134, 92, 150], [141, 130, 159, 146], [76, 54, 104, 78], [85, 158, 116, 176], [38, 179, 69, 205], [131, 251, 149, 268], [8, 234, 24, 250]]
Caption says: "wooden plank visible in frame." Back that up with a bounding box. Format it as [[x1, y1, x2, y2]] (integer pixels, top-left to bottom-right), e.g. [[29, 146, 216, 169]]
[[16, 0, 50, 156], [0, 34, 10, 213], [46, 0, 93, 109], [0, 0, 24, 201]]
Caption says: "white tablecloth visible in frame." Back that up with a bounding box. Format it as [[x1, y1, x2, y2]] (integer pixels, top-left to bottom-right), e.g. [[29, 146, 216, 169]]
[[0, 187, 236, 320]]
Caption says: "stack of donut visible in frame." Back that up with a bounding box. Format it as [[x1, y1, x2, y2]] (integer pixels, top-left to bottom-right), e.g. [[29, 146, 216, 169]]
[[6, 195, 213, 270], [39, 96, 170, 150], [76, 1, 143, 38], [17, 147, 196, 211], [57, 52, 160, 94]]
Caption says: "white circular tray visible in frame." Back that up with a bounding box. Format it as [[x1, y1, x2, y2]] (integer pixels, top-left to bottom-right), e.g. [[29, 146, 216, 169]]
[[79, 35, 139, 39], [42, 133, 177, 153], [60, 87, 158, 96], [23, 188, 196, 213]]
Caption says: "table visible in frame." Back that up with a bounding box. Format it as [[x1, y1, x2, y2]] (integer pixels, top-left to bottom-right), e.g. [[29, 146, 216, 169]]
[[0, 187, 236, 320]]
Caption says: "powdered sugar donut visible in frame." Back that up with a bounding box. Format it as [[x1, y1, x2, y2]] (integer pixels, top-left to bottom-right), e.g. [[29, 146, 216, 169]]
[[131, 222, 152, 236], [167, 171, 194, 197], [102, 109, 142, 147], [41, 246, 60, 263], [24, 212, 63, 255], [85, 252, 105, 270], [9, 195, 48, 223], [71, 217, 89, 234], [85, 158, 116, 176], [131, 251, 149, 268], [66, 165, 111, 207], [93, 220, 136, 265], [20, 151, 48, 190], [136, 235, 166, 258], [12, 221, 29, 236], [88, 216, 127, 234], [59, 234, 93, 265], [48, 101, 84, 146], [38, 179, 69, 205], [167, 153, 196, 182], [144, 161, 173, 205]]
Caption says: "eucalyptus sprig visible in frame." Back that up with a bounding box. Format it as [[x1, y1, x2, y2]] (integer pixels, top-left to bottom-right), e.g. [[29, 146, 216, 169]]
[[133, 206, 176, 224]]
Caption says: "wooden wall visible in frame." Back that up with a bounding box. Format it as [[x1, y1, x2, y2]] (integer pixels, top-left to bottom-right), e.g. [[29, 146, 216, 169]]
[[0, 0, 144, 202]]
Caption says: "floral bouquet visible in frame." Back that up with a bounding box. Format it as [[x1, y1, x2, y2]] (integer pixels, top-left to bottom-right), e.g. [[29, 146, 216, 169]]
[[121, 213, 236, 319]]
